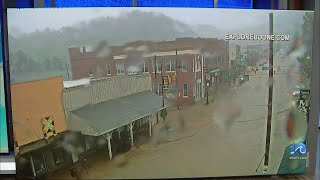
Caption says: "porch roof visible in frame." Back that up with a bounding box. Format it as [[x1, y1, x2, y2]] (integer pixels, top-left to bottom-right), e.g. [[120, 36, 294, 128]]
[[71, 90, 167, 136]]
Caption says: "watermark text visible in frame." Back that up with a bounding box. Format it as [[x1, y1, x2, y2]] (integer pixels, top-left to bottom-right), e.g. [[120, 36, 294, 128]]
[[225, 34, 290, 41]]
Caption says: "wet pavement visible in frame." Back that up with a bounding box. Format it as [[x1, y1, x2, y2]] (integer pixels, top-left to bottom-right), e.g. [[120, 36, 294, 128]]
[[50, 55, 309, 179]]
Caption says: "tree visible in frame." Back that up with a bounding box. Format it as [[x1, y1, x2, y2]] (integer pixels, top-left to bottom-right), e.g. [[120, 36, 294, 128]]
[[298, 12, 313, 79], [52, 56, 65, 71], [160, 109, 168, 121]]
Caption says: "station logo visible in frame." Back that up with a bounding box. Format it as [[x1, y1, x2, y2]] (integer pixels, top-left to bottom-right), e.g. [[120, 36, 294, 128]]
[[289, 143, 307, 160]]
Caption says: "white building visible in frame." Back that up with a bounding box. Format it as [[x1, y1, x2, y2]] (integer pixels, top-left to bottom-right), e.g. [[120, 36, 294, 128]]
[[229, 44, 241, 69]]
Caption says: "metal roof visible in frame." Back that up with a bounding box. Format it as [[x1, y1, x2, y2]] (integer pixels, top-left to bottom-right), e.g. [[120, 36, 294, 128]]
[[63, 78, 90, 89], [71, 90, 167, 136]]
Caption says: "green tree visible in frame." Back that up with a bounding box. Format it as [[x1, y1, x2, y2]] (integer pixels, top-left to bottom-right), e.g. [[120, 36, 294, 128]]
[[298, 12, 313, 79], [160, 109, 168, 121]]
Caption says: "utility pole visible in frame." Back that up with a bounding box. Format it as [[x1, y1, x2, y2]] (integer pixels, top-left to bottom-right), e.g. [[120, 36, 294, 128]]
[[206, 79, 209, 105], [154, 55, 157, 94], [176, 49, 180, 110], [65, 63, 70, 80], [154, 55, 159, 123], [161, 62, 165, 107], [263, 12, 274, 174]]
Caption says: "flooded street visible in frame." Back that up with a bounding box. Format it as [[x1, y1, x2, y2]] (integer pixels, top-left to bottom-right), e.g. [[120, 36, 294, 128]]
[[50, 56, 301, 179]]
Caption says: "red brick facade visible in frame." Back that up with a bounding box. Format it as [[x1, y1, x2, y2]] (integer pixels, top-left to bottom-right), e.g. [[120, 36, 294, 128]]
[[68, 38, 229, 106]]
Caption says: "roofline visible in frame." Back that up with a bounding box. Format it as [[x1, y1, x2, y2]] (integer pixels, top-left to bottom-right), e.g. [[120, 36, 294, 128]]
[[11, 76, 64, 85], [98, 105, 168, 136], [70, 91, 168, 136], [63, 74, 151, 91], [113, 49, 201, 60]]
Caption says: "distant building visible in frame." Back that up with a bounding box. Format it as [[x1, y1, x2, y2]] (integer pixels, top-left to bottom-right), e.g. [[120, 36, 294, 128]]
[[68, 38, 230, 106], [229, 44, 241, 69], [11, 76, 72, 178], [246, 44, 267, 66]]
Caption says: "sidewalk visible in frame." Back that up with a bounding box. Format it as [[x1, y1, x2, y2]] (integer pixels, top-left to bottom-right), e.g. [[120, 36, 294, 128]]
[[149, 99, 214, 148]]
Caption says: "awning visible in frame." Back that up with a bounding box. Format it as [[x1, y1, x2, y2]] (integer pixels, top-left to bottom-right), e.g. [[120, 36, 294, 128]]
[[17, 132, 66, 155], [70, 90, 167, 136]]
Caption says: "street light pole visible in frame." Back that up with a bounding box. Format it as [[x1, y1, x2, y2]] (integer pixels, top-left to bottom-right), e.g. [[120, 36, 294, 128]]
[[206, 79, 209, 105], [65, 63, 70, 80], [263, 12, 274, 174], [161, 62, 164, 107], [154, 55, 157, 94], [176, 49, 180, 110], [154, 55, 160, 123]]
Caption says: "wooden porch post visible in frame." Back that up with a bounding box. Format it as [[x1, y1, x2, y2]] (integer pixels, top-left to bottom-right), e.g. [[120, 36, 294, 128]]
[[127, 122, 134, 147], [149, 119, 152, 137], [30, 156, 36, 177], [105, 132, 113, 160]]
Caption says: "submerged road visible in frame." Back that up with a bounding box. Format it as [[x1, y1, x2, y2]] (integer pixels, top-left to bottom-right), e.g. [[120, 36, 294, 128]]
[[51, 56, 305, 179]]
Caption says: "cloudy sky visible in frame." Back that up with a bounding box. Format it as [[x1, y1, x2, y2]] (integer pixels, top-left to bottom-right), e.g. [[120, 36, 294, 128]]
[[8, 8, 276, 35]]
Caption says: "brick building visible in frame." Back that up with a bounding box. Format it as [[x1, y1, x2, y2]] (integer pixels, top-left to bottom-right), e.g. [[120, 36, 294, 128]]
[[68, 38, 229, 106]]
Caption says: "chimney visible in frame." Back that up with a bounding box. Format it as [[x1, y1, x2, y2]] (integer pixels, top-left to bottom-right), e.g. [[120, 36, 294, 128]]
[[82, 46, 86, 53]]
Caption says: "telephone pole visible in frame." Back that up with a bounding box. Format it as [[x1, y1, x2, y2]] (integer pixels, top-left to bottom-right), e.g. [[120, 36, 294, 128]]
[[154, 55, 159, 123], [176, 49, 180, 110], [65, 63, 70, 80], [161, 62, 165, 107], [154, 55, 157, 94], [263, 12, 274, 174]]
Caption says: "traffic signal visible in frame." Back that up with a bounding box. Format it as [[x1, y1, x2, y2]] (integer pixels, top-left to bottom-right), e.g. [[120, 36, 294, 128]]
[[300, 74, 304, 82], [168, 76, 172, 84]]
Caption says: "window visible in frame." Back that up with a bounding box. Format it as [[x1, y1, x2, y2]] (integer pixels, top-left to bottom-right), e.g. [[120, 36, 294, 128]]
[[31, 153, 48, 175], [157, 84, 163, 96], [52, 148, 66, 166], [142, 61, 149, 73], [106, 64, 111, 75], [116, 63, 125, 75], [183, 84, 188, 97], [156, 60, 162, 73], [195, 60, 201, 72], [166, 60, 176, 72], [181, 60, 188, 72]]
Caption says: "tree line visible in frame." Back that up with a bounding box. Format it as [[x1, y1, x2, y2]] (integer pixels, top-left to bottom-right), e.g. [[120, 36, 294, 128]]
[[9, 50, 68, 83]]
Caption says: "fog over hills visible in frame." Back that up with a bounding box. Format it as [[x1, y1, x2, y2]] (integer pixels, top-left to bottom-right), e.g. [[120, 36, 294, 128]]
[[8, 10, 306, 83]]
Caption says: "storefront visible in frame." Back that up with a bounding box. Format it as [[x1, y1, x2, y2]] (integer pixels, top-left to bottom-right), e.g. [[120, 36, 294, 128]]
[[16, 136, 73, 178]]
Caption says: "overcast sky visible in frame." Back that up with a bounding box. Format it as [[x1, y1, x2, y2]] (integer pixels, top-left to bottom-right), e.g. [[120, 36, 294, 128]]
[[8, 8, 277, 35]]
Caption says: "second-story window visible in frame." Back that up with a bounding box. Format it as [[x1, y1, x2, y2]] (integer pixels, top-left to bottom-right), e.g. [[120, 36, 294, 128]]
[[166, 59, 176, 72], [142, 61, 149, 73], [116, 63, 125, 75], [196, 60, 201, 72], [106, 64, 112, 75], [156, 60, 162, 73], [181, 60, 188, 72]]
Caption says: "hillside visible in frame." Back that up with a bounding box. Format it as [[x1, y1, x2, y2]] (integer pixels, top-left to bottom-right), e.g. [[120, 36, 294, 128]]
[[8, 10, 307, 83]]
